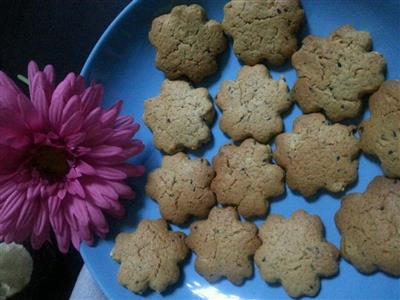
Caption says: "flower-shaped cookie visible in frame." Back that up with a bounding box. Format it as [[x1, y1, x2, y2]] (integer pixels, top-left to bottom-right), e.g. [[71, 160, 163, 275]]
[[255, 210, 339, 298], [274, 113, 360, 197], [216, 65, 291, 143], [360, 81, 400, 178], [146, 153, 216, 225], [143, 80, 214, 154], [111, 219, 189, 294], [292, 25, 385, 121], [222, 0, 304, 65], [186, 207, 261, 285], [211, 139, 285, 218], [149, 4, 227, 83], [336, 176, 400, 276]]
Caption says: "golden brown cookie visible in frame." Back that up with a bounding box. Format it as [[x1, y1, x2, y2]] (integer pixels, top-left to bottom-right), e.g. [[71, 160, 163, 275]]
[[149, 4, 227, 83], [255, 210, 339, 298], [143, 80, 214, 154], [360, 81, 400, 178], [216, 65, 291, 143], [146, 153, 216, 225], [335, 176, 400, 276], [222, 0, 304, 65], [111, 219, 189, 294], [292, 25, 386, 121], [274, 113, 360, 197], [186, 207, 261, 285], [211, 139, 285, 218]]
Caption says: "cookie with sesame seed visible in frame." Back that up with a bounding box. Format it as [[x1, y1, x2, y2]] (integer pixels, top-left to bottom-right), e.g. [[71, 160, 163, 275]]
[[146, 153, 215, 225], [149, 4, 227, 83], [274, 113, 360, 197], [186, 207, 261, 285], [336, 176, 400, 276], [360, 81, 400, 178], [255, 210, 339, 297], [111, 219, 189, 294], [143, 79, 214, 154]]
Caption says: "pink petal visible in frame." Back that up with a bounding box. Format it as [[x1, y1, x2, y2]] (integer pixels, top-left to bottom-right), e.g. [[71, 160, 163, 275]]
[[71, 198, 93, 243], [85, 179, 118, 202], [17, 94, 43, 132], [83, 179, 124, 216], [0, 178, 17, 195], [115, 116, 133, 127], [15, 197, 36, 230], [75, 160, 96, 176], [108, 181, 134, 199], [49, 73, 85, 128], [68, 199, 91, 242], [0, 127, 31, 148], [0, 190, 24, 222], [32, 204, 49, 237], [28, 61, 39, 90], [43, 64, 55, 85], [100, 101, 122, 127], [75, 146, 92, 156], [83, 107, 101, 126], [70, 229, 81, 250], [57, 188, 67, 200], [89, 145, 123, 158], [67, 179, 86, 198], [27, 183, 41, 200], [81, 84, 103, 114], [95, 166, 127, 180], [53, 221, 70, 254], [59, 111, 83, 137], [30, 73, 51, 119], [0, 145, 28, 175], [106, 129, 136, 145], [86, 202, 108, 236], [67, 167, 80, 179], [49, 95, 67, 129], [66, 132, 86, 147], [0, 71, 21, 93], [61, 95, 81, 122], [119, 165, 145, 178], [122, 141, 145, 158], [48, 195, 62, 218], [82, 128, 113, 147]]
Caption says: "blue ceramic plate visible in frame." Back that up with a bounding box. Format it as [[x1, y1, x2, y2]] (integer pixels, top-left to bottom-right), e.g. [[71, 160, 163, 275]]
[[80, 0, 400, 299]]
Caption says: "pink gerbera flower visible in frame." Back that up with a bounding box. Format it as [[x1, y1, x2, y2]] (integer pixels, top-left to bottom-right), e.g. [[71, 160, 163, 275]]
[[0, 61, 144, 253]]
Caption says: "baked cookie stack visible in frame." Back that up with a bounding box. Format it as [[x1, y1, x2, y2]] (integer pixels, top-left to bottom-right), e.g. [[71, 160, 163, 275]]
[[111, 0, 399, 297]]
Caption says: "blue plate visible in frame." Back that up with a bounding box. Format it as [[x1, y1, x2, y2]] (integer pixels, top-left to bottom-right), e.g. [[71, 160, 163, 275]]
[[80, 0, 400, 299]]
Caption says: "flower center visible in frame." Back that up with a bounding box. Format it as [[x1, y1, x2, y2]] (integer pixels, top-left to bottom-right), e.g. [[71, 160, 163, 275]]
[[31, 147, 70, 182]]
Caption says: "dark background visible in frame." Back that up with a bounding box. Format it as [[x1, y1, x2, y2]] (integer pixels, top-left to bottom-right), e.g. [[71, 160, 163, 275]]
[[0, 1, 130, 299]]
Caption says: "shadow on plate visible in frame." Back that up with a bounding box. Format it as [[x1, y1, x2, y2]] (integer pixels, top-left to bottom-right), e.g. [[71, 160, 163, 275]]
[[198, 43, 232, 89], [187, 134, 216, 158]]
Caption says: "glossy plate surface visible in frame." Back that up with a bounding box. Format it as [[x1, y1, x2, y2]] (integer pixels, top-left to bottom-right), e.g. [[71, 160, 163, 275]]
[[80, 0, 400, 299]]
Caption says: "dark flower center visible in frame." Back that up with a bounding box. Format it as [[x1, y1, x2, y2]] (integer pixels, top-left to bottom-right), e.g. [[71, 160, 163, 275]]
[[31, 147, 70, 182]]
